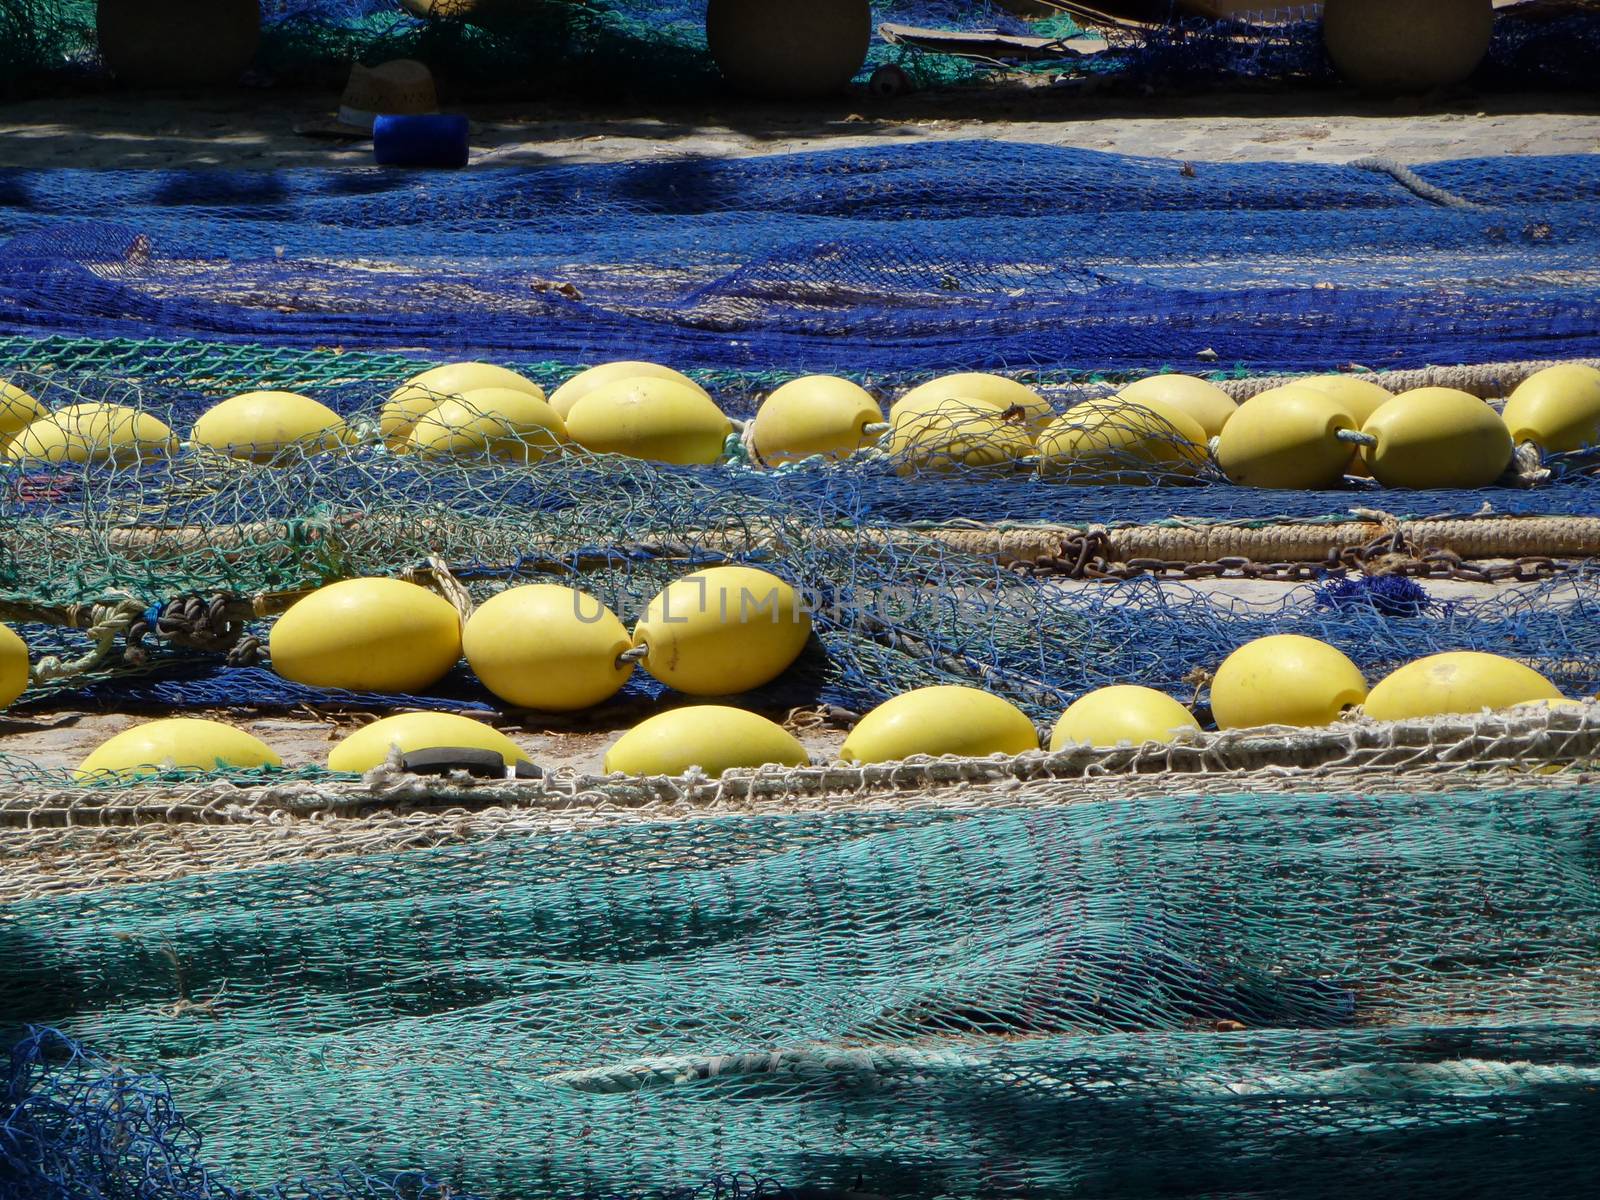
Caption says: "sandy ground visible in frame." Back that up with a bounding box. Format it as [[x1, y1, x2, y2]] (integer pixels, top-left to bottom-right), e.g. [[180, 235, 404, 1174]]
[[1, 86, 1597, 169]]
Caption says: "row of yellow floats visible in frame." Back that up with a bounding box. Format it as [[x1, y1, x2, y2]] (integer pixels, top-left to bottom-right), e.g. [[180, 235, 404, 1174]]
[[64, 638, 1580, 781], [6, 362, 1600, 488]]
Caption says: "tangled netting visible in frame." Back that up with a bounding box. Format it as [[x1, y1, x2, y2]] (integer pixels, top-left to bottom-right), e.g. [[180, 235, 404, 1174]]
[[5, 766, 1600, 1198], [2, 145, 1599, 376], [3, 1, 1598, 96], [3, 376, 1600, 724]]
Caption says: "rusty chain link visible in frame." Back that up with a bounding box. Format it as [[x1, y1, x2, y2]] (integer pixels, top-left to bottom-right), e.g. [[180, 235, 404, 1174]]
[[1017, 531, 1570, 584]]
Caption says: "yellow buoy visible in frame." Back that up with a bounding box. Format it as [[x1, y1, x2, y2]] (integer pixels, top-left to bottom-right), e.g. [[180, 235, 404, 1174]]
[[1211, 634, 1368, 729], [895, 373, 1053, 439], [564, 377, 732, 466], [750, 375, 884, 464], [463, 584, 634, 711], [5, 403, 176, 466], [1215, 387, 1357, 489], [548, 361, 710, 420], [840, 685, 1038, 763], [706, 0, 870, 99], [75, 718, 281, 780], [1502, 363, 1600, 453], [1364, 651, 1561, 721], [1036, 396, 1209, 483], [1049, 685, 1199, 750], [1118, 374, 1238, 439], [381, 362, 544, 449], [1294, 375, 1393, 427], [0, 623, 29, 710], [269, 577, 463, 694], [192, 390, 350, 464], [887, 395, 1033, 475], [633, 566, 811, 696], [407, 387, 569, 463], [328, 712, 530, 773], [603, 705, 809, 777], [1360, 388, 1512, 488], [1323, 0, 1493, 94], [0, 379, 48, 452]]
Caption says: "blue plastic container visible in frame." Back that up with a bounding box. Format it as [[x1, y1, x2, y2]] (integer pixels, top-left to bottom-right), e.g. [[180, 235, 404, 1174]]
[[372, 114, 470, 169]]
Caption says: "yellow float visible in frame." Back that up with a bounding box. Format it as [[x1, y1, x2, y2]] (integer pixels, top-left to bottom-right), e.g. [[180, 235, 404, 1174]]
[[1360, 388, 1511, 488], [1364, 651, 1561, 721], [750, 375, 884, 464], [633, 566, 811, 696], [1049, 685, 1199, 750], [0, 379, 48, 452], [1502, 363, 1600, 452], [840, 685, 1038, 763], [328, 712, 530, 773], [894, 373, 1053, 439], [1118, 374, 1237, 439], [0, 623, 29, 710], [564, 377, 732, 466], [1036, 396, 1209, 483], [406, 387, 569, 463], [75, 718, 281, 780], [269, 578, 463, 694], [463, 584, 634, 710], [1295, 374, 1393, 426], [1215, 387, 1358, 489], [5, 403, 176, 466], [192, 390, 350, 464], [603, 705, 809, 777], [548, 361, 710, 420], [887, 395, 1033, 475], [1211, 635, 1368, 729], [381, 362, 544, 449]]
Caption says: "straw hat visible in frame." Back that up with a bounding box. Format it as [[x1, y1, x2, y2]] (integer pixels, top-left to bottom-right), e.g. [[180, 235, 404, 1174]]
[[297, 59, 441, 139]]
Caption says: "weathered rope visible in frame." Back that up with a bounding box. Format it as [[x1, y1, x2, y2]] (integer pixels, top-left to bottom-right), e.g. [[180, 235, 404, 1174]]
[[1217, 358, 1600, 401], [1347, 156, 1482, 209]]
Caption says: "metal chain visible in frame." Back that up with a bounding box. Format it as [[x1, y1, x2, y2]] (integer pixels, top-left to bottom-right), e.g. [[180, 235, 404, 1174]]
[[1017, 532, 1570, 584]]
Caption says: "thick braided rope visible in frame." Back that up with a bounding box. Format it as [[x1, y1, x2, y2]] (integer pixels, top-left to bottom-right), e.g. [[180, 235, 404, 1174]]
[[1347, 156, 1482, 209], [1217, 358, 1600, 401]]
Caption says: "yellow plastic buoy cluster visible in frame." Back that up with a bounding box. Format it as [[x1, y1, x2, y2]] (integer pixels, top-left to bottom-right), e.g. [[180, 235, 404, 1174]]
[[565, 377, 732, 465], [1323, 0, 1493, 94], [1119, 374, 1237, 439], [0, 623, 29, 710], [407, 387, 569, 463], [1502, 364, 1600, 452], [328, 712, 530, 773], [705, 0, 871, 99], [1049, 685, 1199, 750], [895, 373, 1054, 438], [841, 685, 1038, 763], [0, 380, 48, 453], [604, 705, 809, 777], [192, 390, 350, 464], [1037, 396, 1209, 483], [1360, 388, 1511, 488], [463, 584, 634, 711], [381, 362, 544, 449], [887, 395, 1033, 475], [75, 718, 280, 780], [633, 566, 811, 696], [1364, 652, 1561, 721], [1211, 635, 1369, 729], [269, 578, 463, 694], [1215, 387, 1357, 489], [6, 403, 177, 465], [549, 361, 710, 420], [750, 375, 883, 464]]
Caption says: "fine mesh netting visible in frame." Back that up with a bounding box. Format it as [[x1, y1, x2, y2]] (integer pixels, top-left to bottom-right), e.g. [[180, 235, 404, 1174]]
[[5, 144, 1600, 1199], [5, 769, 1600, 1198], [3, 146, 1599, 375]]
